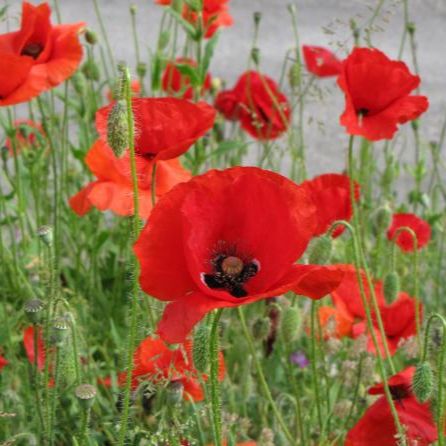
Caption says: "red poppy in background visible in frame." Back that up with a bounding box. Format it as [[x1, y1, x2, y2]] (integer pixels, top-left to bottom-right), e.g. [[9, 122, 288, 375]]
[[302, 45, 342, 77], [321, 265, 419, 355], [162, 58, 212, 99], [301, 174, 360, 238], [135, 167, 345, 343], [69, 140, 191, 218], [23, 326, 45, 370], [5, 119, 46, 155], [216, 71, 291, 140], [337, 47, 429, 141], [106, 79, 141, 103], [0, 2, 84, 106], [0, 354, 8, 371], [96, 97, 216, 161], [387, 213, 431, 252], [156, 0, 233, 38], [346, 367, 437, 445], [114, 336, 224, 402]]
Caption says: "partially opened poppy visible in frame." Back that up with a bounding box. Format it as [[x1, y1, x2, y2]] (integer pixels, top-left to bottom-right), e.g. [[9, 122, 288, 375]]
[[346, 367, 437, 445], [0, 2, 85, 106], [162, 58, 212, 99], [23, 325, 45, 370], [387, 213, 431, 252], [135, 167, 345, 343], [5, 119, 46, 155], [337, 47, 429, 141], [69, 140, 191, 218], [114, 336, 225, 402], [0, 354, 8, 371], [216, 71, 291, 140], [96, 97, 216, 161], [301, 173, 360, 238], [302, 45, 342, 77]]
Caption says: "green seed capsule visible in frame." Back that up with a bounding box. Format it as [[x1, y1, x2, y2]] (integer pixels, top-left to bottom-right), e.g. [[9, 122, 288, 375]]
[[37, 225, 53, 246], [309, 235, 332, 265], [24, 299, 45, 324], [84, 29, 98, 45], [75, 384, 97, 409], [413, 362, 434, 403], [289, 62, 301, 89], [383, 271, 400, 303], [373, 206, 392, 232], [107, 100, 129, 158]]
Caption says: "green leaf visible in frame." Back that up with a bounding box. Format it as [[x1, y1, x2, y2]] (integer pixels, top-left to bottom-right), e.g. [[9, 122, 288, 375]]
[[165, 8, 197, 40], [175, 63, 201, 87]]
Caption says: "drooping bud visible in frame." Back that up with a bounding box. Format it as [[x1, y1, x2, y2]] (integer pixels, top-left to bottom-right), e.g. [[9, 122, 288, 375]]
[[280, 306, 300, 341], [413, 362, 434, 403], [288, 62, 301, 89], [84, 29, 98, 45], [75, 384, 97, 409], [166, 380, 184, 404], [372, 206, 392, 232], [158, 30, 170, 51], [251, 48, 261, 66], [50, 316, 70, 346], [82, 59, 100, 81], [383, 271, 400, 304], [252, 317, 271, 340], [129, 3, 137, 14], [192, 324, 209, 373], [253, 11, 262, 26], [308, 235, 332, 265], [24, 299, 45, 324], [407, 22, 416, 35], [71, 71, 87, 96], [107, 100, 129, 158], [37, 225, 53, 246], [136, 62, 147, 79]]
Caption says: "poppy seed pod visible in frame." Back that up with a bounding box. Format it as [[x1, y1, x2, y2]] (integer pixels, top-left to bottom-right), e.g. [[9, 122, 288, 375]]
[[24, 299, 45, 324], [71, 71, 87, 96], [75, 384, 97, 409], [129, 3, 137, 14], [37, 225, 53, 246], [412, 362, 434, 403], [192, 324, 209, 373], [252, 317, 271, 340], [84, 29, 98, 45], [166, 380, 184, 405], [107, 100, 129, 158], [280, 306, 300, 341], [50, 317, 70, 346], [383, 271, 400, 304], [372, 206, 392, 233], [158, 31, 170, 51], [253, 11, 262, 25], [308, 235, 332, 265], [136, 62, 147, 78], [82, 59, 100, 81]]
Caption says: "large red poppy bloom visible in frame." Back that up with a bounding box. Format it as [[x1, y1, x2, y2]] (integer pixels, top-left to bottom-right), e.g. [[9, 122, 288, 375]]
[[302, 45, 342, 78], [0, 2, 84, 106], [135, 167, 345, 343], [337, 47, 429, 141], [23, 326, 45, 370], [69, 140, 191, 219], [115, 336, 224, 402], [5, 119, 46, 155], [96, 97, 216, 161], [215, 71, 291, 140], [162, 58, 212, 100], [346, 367, 437, 445], [301, 173, 360, 238], [321, 265, 419, 355], [387, 213, 431, 252], [156, 0, 233, 38]]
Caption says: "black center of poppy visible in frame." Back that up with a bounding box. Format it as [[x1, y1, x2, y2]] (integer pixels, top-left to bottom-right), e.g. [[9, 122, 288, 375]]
[[356, 107, 370, 117], [21, 43, 43, 59], [203, 253, 259, 298], [389, 385, 409, 401]]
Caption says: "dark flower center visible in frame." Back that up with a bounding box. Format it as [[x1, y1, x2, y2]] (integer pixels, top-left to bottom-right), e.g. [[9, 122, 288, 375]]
[[389, 384, 410, 401], [21, 43, 44, 59], [203, 253, 259, 298], [356, 107, 370, 117]]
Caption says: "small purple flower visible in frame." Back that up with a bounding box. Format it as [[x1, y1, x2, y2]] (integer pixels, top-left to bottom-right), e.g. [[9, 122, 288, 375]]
[[290, 351, 309, 368]]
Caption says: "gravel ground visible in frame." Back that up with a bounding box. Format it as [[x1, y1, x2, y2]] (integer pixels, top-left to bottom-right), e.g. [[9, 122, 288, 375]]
[[3, 0, 446, 187]]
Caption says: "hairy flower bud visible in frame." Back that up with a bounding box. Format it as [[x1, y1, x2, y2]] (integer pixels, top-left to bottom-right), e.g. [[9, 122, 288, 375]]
[[280, 306, 300, 341], [383, 271, 400, 304], [107, 100, 129, 158], [372, 206, 392, 232], [309, 235, 332, 265], [192, 324, 209, 373], [71, 71, 87, 96], [84, 29, 98, 45], [136, 62, 147, 78], [413, 362, 434, 403], [252, 317, 271, 340], [82, 59, 100, 81]]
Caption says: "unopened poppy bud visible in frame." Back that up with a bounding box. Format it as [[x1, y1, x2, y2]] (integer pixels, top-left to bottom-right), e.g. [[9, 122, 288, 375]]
[[107, 100, 129, 158], [82, 59, 100, 81], [167, 380, 184, 404], [372, 206, 392, 232], [75, 383, 97, 409], [251, 48, 260, 66], [37, 225, 53, 246], [253, 11, 262, 25], [84, 29, 98, 45], [350, 19, 360, 41], [50, 316, 69, 346], [413, 362, 434, 403], [252, 317, 271, 340], [383, 271, 400, 303], [158, 30, 170, 51], [287, 4, 297, 14], [71, 71, 87, 96], [136, 62, 147, 78], [411, 119, 419, 131], [24, 299, 45, 324], [129, 3, 137, 14], [192, 324, 209, 373], [407, 22, 416, 35], [309, 235, 332, 265], [280, 306, 300, 341], [288, 62, 301, 89]]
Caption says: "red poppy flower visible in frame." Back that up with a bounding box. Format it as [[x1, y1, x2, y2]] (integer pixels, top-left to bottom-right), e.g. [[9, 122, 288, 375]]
[[96, 97, 216, 161], [0, 2, 84, 106], [69, 139, 191, 218], [134, 167, 345, 343], [387, 213, 431, 252], [337, 47, 429, 141], [302, 45, 342, 78], [346, 367, 437, 445], [301, 174, 360, 238], [5, 119, 46, 155], [106, 79, 141, 103], [115, 336, 224, 402], [216, 71, 291, 140], [0, 354, 8, 371], [23, 326, 45, 370], [162, 58, 212, 100], [328, 265, 418, 355]]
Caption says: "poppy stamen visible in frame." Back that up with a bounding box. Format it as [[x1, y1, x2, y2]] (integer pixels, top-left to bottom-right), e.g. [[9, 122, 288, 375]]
[[21, 43, 44, 59]]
